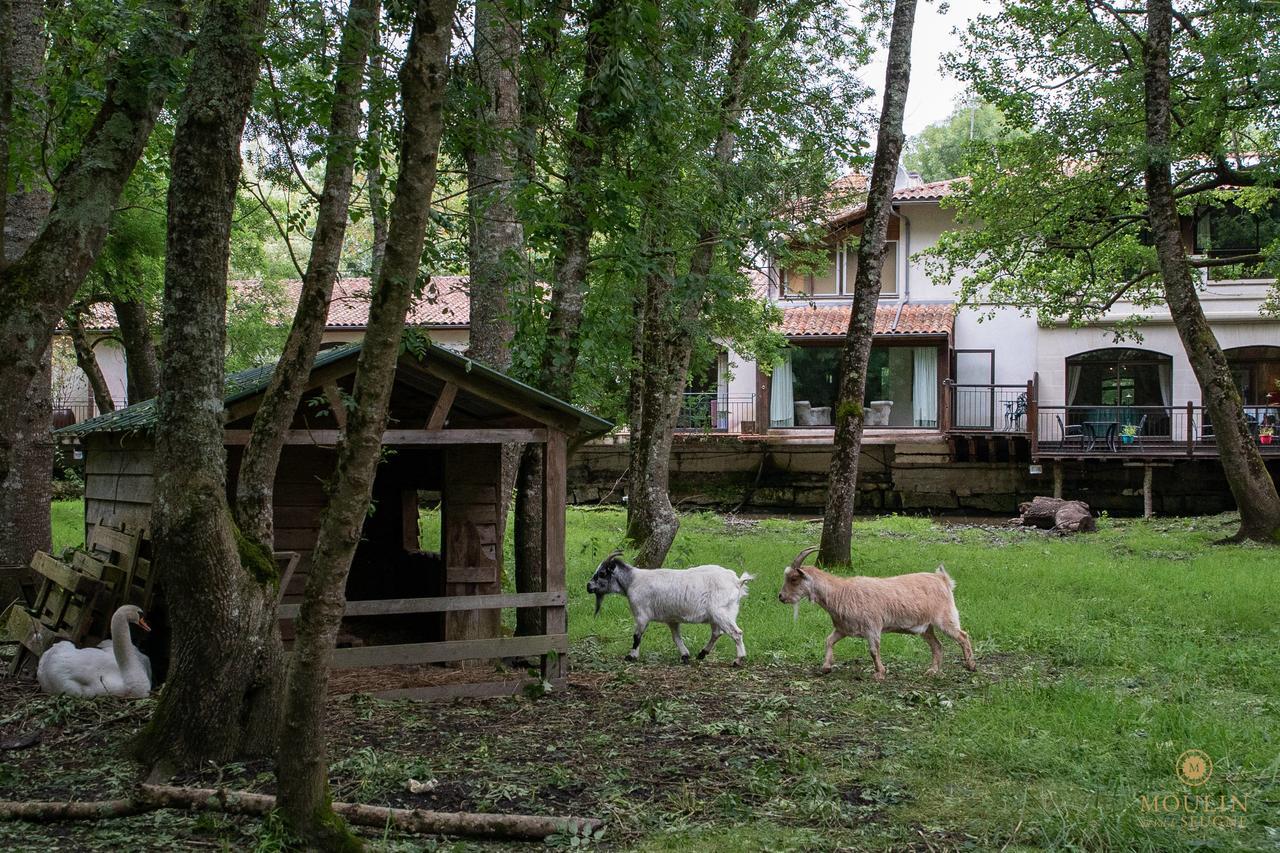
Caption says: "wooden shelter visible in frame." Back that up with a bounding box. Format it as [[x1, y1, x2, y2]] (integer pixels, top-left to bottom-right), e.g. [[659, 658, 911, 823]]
[[56, 342, 611, 698]]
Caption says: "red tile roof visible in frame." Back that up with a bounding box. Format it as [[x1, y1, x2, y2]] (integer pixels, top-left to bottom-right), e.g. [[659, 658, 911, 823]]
[[73, 276, 471, 332], [780, 303, 954, 337]]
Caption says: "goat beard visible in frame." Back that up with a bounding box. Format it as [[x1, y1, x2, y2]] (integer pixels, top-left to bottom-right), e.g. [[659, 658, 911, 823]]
[[594, 593, 605, 616]]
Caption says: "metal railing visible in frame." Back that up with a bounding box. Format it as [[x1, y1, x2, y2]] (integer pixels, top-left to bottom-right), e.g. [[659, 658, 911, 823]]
[[1035, 404, 1280, 456], [51, 397, 127, 430], [946, 382, 1034, 433], [675, 393, 756, 434]]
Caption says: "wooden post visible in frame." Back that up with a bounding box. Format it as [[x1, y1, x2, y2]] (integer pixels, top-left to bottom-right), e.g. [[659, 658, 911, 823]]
[[541, 429, 567, 681], [1142, 464, 1153, 519], [1027, 379, 1039, 457], [1186, 400, 1195, 458], [1052, 461, 1064, 499]]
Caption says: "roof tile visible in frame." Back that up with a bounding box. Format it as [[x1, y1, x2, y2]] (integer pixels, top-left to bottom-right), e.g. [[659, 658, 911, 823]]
[[780, 303, 955, 337]]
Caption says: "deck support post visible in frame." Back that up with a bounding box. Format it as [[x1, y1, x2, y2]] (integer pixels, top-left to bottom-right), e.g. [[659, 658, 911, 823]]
[[1052, 461, 1064, 499], [1142, 465, 1153, 519]]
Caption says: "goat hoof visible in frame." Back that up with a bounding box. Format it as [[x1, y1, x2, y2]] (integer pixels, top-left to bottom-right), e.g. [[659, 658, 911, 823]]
[[873, 672, 886, 682], [819, 666, 833, 675], [696, 650, 708, 661], [966, 662, 978, 672], [623, 654, 637, 663], [681, 655, 690, 665], [925, 667, 940, 677], [732, 658, 744, 668]]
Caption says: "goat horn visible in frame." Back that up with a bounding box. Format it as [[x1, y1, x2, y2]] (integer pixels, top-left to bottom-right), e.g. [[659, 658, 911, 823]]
[[605, 548, 624, 560], [789, 546, 820, 570]]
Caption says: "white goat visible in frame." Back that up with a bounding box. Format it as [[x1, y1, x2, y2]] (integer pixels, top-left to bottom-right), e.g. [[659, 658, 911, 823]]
[[777, 546, 977, 680], [587, 551, 754, 665]]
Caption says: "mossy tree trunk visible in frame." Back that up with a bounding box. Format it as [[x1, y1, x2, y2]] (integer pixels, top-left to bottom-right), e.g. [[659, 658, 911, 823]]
[[275, 0, 457, 846], [625, 0, 759, 568], [66, 307, 116, 413], [514, 0, 620, 634], [820, 0, 917, 567], [233, 0, 381, 550], [111, 298, 160, 402], [0, 0, 185, 594], [1142, 0, 1280, 543], [137, 0, 282, 771]]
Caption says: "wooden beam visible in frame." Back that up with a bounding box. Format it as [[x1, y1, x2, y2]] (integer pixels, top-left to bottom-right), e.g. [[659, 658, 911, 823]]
[[330, 634, 568, 669], [367, 677, 568, 702], [323, 382, 347, 430], [277, 591, 566, 620], [224, 358, 356, 423], [426, 382, 458, 430], [414, 357, 583, 433], [542, 429, 568, 680], [223, 428, 547, 446], [1142, 464, 1153, 519], [1052, 461, 1064, 500]]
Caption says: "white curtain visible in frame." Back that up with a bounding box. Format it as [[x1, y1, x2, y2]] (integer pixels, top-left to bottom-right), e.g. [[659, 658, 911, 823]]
[[1066, 364, 1082, 407], [770, 351, 795, 427], [1158, 362, 1173, 408], [912, 347, 938, 427]]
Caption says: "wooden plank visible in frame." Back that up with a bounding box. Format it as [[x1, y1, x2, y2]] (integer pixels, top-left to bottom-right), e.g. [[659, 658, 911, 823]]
[[271, 505, 324, 528], [85, 474, 154, 503], [411, 357, 582, 433], [426, 381, 458, 430], [70, 551, 108, 580], [85, 451, 154, 476], [88, 525, 139, 560], [368, 677, 567, 702], [446, 564, 500, 583], [330, 634, 568, 669], [6, 606, 55, 656], [277, 591, 566, 620], [450, 484, 497, 504], [542, 430, 568, 679], [273, 528, 319, 552], [223, 428, 547, 446], [30, 552, 93, 593]]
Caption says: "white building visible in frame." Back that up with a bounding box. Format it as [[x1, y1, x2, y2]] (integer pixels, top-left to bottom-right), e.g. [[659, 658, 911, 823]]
[[704, 174, 1280, 461]]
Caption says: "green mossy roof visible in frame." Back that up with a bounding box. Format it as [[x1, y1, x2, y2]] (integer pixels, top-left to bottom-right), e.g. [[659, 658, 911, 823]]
[[56, 341, 612, 438]]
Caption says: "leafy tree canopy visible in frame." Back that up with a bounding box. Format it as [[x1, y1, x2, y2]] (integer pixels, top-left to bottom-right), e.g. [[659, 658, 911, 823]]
[[903, 98, 1015, 182]]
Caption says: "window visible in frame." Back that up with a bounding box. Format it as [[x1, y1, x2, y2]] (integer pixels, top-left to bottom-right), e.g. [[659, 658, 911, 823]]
[[1225, 346, 1280, 406], [1065, 348, 1172, 410], [771, 344, 938, 428], [784, 243, 899, 298], [1195, 202, 1280, 280]]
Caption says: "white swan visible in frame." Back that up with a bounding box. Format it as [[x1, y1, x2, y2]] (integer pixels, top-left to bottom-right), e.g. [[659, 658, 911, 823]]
[[37, 605, 153, 698]]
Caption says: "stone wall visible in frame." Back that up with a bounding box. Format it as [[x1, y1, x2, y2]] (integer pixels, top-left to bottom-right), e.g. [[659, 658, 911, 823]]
[[568, 436, 1263, 516]]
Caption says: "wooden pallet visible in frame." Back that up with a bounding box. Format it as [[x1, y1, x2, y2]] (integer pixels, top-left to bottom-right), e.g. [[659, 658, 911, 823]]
[[5, 520, 152, 678]]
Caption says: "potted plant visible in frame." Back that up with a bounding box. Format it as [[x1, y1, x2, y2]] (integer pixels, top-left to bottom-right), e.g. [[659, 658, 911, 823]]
[[1120, 423, 1138, 445], [1261, 426, 1275, 446]]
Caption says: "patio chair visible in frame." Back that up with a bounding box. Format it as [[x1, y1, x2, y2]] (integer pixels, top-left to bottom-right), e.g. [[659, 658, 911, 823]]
[[1056, 414, 1086, 449], [1003, 393, 1028, 432]]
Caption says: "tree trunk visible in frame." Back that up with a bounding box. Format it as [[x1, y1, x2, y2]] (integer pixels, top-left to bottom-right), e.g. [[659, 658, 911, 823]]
[[460, 0, 526, 642], [111, 298, 160, 402], [819, 0, 917, 567], [66, 308, 115, 413], [513, 0, 619, 632], [135, 0, 281, 772], [624, 0, 758, 568], [234, 0, 381, 550], [366, 35, 389, 282], [0, 0, 184, 591], [1142, 0, 1280, 544], [275, 1, 457, 846], [0, 0, 54, 601]]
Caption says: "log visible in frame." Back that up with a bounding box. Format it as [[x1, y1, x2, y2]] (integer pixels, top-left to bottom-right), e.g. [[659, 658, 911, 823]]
[[1017, 496, 1095, 534], [0, 785, 602, 841]]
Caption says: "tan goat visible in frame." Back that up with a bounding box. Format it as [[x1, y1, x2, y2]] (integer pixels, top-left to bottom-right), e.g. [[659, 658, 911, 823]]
[[777, 547, 977, 680]]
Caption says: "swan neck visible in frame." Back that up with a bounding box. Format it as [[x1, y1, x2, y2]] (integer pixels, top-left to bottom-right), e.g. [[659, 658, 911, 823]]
[[111, 611, 142, 673]]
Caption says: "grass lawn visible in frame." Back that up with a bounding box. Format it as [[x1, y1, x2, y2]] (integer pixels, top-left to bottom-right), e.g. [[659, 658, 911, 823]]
[[2, 502, 1276, 850]]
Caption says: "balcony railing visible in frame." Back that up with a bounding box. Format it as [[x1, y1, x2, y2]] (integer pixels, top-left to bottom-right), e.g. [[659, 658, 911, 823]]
[[675, 393, 756, 434], [1035, 404, 1280, 456], [946, 382, 1034, 433], [51, 396, 128, 430]]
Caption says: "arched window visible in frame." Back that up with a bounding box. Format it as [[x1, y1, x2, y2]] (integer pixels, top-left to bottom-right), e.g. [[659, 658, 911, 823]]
[[1225, 346, 1280, 406], [1065, 348, 1173, 409]]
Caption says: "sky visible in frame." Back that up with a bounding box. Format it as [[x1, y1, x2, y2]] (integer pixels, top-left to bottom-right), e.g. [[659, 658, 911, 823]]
[[859, 0, 994, 137]]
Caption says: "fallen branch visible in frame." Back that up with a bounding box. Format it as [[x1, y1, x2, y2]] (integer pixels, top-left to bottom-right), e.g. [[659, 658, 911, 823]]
[[1017, 496, 1096, 534], [0, 785, 603, 841]]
